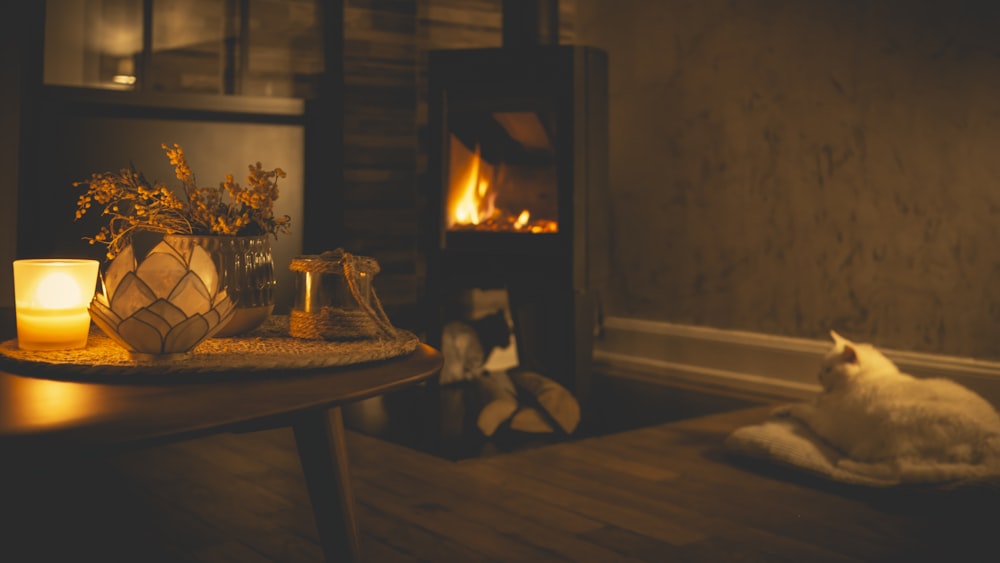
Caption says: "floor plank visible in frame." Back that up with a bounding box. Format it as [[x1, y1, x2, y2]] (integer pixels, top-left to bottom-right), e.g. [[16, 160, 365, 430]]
[[6, 400, 996, 562]]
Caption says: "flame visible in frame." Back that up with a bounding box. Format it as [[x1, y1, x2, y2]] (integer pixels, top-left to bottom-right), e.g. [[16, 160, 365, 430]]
[[514, 210, 529, 229], [448, 141, 496, 227], [446, 134, 558, 233], [35, 272, 85, 309]]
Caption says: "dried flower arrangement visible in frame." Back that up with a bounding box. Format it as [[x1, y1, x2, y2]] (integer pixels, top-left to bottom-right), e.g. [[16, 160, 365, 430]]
[[74, 143, 292, 259]]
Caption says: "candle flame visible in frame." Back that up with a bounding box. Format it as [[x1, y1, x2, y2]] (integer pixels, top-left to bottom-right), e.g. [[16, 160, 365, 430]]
[[36, 272, 84, 309]]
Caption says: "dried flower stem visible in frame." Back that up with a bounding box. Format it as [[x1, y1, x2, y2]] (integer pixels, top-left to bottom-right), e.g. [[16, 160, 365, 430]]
[[75, 144, 291, 259]]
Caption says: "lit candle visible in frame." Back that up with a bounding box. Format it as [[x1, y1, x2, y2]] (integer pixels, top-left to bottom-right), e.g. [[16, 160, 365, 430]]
[[12, 259, 99, 351]]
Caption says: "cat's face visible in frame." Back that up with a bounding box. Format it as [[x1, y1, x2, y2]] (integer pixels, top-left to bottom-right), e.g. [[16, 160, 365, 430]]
[[817, 330, 898, 391]]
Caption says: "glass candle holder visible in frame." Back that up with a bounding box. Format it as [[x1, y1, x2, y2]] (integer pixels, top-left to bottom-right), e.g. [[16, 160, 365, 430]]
[[291, 254, 378, 315], [288, 249, 389, 340], [13, 259, 99, 350]]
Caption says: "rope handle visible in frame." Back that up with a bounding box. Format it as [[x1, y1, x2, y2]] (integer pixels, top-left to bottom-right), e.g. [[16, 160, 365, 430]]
[[289, 249, 396, 340], [339, 251, 396, 338]]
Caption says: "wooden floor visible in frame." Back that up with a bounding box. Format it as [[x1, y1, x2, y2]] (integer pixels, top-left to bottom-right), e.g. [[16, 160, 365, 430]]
[[5, 403, 997, 562]]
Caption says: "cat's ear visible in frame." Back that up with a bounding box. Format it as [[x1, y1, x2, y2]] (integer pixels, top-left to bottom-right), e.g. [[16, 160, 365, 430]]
[[841, 344, 858, 364], [830, 330, 849, 346]]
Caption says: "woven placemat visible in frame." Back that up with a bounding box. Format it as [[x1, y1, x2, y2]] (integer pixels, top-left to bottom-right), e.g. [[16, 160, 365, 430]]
[[0, 315, 420, 382]]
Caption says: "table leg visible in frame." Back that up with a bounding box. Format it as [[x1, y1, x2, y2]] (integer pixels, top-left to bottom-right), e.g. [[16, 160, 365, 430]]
[[292, 407, 362, 563]]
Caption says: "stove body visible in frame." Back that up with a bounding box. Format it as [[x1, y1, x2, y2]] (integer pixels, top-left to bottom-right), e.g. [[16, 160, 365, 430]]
[[425, 45, 608, 402]]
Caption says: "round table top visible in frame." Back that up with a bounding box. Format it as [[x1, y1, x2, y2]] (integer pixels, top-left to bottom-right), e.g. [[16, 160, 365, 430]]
[[0, 341, 443, 454], [0, 315, 422, 381]]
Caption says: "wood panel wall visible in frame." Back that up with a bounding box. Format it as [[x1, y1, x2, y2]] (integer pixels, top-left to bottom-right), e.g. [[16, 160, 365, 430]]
[[341, 0, 575, 333], [341, 0, 422, 329]]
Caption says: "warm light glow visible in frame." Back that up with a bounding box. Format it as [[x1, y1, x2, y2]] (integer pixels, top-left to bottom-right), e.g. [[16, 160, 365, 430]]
[[449, 142, 496, 227], [111, 57, 137, 87], [446, 134, 558, 233], [87, 240, 235, 357], [514, 210, 530, 230], [10, 378, 101, 429], [13, 259, 99, 351], [35, 272, 85, 309]]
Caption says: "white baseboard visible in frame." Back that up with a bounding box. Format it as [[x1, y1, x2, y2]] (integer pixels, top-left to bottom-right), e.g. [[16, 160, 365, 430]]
[[593, 317, 1000, 407]]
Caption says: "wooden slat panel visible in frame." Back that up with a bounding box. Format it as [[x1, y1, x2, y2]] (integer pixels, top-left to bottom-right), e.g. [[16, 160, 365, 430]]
[[342, 0, 420, 310], [343, 207, 419, 236]]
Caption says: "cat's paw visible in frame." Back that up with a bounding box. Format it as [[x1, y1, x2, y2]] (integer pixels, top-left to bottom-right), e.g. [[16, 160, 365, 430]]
[[770, 404, 793, 418]]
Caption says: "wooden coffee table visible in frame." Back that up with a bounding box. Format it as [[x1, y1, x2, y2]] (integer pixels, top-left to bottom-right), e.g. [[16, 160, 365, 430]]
[[0, 328, 442, 563]]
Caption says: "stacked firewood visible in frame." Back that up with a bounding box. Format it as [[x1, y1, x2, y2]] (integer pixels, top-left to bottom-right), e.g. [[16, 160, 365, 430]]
[[475, 368, 580, 436], [439, 311, 580, 437]]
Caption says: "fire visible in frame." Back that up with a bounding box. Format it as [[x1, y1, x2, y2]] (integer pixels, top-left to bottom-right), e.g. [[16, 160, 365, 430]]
[[514, 210, 530, 230], [447, 136, 558, 233], [450, 143, 496, 226]]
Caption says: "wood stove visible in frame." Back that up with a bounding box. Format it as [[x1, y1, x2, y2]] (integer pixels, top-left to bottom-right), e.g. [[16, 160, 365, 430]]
[[425, 45, 608, 405]]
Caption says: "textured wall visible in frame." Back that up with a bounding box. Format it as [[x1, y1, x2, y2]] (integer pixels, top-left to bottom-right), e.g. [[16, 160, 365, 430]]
[[575, 0, 1000, 359]]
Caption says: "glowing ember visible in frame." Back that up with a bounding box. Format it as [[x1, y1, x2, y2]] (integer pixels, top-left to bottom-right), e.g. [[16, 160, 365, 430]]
[[514, 210, 530, 230]]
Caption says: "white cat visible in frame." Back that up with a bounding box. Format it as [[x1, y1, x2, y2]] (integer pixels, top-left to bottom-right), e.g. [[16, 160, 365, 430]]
[[774, 330, 1000, 481]]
